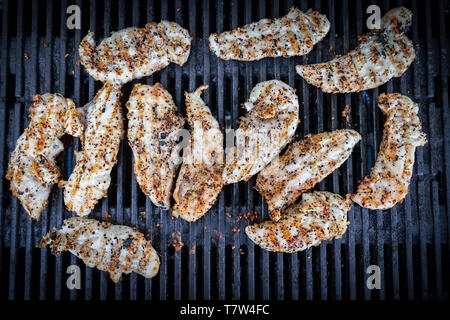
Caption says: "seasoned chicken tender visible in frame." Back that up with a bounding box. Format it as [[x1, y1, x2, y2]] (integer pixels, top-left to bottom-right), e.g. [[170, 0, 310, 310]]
[[79, 21, 191, 86], [40, 217, 160, 283], [172, 85, 224, 222], [245, 191, 351, 253], [64, 85, 124, 216], [296, 7, 416, 93], [223, 80, 299, 184], [352, 93, 427, 210], [209, 6, 330, 61], [6, 94, 83, 220], [256, 129, 361, 222], [127, 83, 185, 209]]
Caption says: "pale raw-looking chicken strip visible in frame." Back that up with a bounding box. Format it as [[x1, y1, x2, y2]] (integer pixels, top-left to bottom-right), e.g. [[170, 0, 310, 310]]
[[352, 93, 427, 210], [223, 80, 299, 184], [172, 85, 224, 222], [209, 6, 330, 61], [40, 217, 160, 283], [245, 191, 351, 253], [64, 85, 124, 216], [127, 83, 185, 209], [79, 21, 191, 87], [256, 129, 361, 222], [295, 7, 416, 93], [6, 94, 83, 220]]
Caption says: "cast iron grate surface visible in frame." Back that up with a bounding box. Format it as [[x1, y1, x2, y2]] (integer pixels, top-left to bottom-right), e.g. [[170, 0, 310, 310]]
[[0, 0, 449, 300]]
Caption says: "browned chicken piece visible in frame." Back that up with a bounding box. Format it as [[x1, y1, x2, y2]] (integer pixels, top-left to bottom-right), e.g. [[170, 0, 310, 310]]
[[64, 85, 124, 216], [172, 85, 224, 222], [40, 217, 160, 283], [209, 6, 330, 61], [6, 93, 83, 220], [127, 83, 185, 209], [296, 7, 416, 93], [256, 129, 361, 222], [245, 191, 351, 253], [352, 93, 427, 210], [79, 21, 191, 87], [223, 80, 299, 184]]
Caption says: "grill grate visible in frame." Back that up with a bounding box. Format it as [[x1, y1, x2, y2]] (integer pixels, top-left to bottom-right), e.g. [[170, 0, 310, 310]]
[[0, 0, 449, 300]]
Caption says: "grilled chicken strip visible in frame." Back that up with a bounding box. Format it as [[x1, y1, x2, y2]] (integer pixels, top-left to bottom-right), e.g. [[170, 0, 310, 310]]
[[209, 6, 330, 61], [352, 93, 427, 210], [40, 217, 160, 283], [223, 80, 299, 184], [245, 191, 351, 253], [127, 83, 185, 209], [6, 94, 83, 220], [295, 7, 415, 93], [64, 85, 124, 216], [79, 21, 191, 87], [172, 85, 224, 222], [256, 129, 361, 222]]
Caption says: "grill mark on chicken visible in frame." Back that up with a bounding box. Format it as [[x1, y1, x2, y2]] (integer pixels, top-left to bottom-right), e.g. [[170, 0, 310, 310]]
[[209, 6, 330, 61], [6, 94, 84, 220], [172, 85, 224, 222], [79, 21, 191, 87], [40, 217, 160, 283], [245, 191, 351, 253], [126, 83, 185, 209], [64, 85, 124, 216], [256, 129, 361, 222], [351, 93, 427, 210], [295, 7, 416, 93], [222, 80, 299, 185]]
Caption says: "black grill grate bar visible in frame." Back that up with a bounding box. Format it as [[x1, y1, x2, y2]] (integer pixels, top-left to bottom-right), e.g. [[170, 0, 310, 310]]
[[0, 0, 8, 300], [54, 0, 68, 300], [173, 0, 183, 302], [144, 1, 155, 303], [9, 0, 24, 300], [188, 0, 197, 300], [297, 0, 313, 301], [201, 0, 212, 301], [23, 0, 39, 301], [158, 0, 168, 301], [438, 0, 450, 283], [383, 0, 399, 301], [69, 0, 82, 301], [83, 0, 96, 301], [285, 0, 298, 301], [341, 0, 357, 299], [216, 0, 226, 301], [427, 1, 443, 300], [231, 0, 240, 301], [313, 0, 329, 301], [244, 0, 255, 300], [271, 0, 284, 301], [411, 0, 430, 300], [129, 0, 140, 301], [257, 0, 270, 301]]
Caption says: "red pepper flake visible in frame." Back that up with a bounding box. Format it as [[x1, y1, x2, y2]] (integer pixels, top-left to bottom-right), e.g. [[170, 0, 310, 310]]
[[176, 7, 180, 12], [171, 231, 184, 252], [239, 248, 244, 255], [43, 42, 49, 48], [231, 227, 240, 233], [190, 245, 196, 254], [24, 53, 29, 60], [211, 77, 217, 83], [225, 211, 232, 218], [64, 53, 69, 58]]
